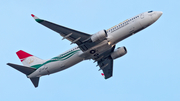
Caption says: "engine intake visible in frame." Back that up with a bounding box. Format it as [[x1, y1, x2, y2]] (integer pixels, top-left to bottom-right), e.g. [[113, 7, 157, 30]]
[[111, 46, 127, 60], [91, 30, 107, 42]]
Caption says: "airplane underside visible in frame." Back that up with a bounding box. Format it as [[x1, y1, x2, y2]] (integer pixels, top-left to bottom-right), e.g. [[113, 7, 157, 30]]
[[7, 11, 162, 87]]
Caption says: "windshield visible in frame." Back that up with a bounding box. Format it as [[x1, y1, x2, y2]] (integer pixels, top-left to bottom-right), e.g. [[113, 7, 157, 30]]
[[148, 11, 153, 13]]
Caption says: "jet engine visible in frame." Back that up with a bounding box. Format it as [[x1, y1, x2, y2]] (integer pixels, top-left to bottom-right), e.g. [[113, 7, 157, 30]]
[[91, 30, 107, 42], [111, 46, 127, 60]]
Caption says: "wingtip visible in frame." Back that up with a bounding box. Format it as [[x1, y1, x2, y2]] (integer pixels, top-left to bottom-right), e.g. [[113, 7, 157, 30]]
[[101, 73, 104, 76], [30, 14, 44, 23], [31, 14, 38, 19], [101, 73, 105, 77], [7, 63, 10, 66], [31, 14, 35, 17]]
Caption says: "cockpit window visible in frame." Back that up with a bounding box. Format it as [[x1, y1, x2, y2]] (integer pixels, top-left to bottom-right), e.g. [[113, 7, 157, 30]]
[[148, 11, 153, 13]]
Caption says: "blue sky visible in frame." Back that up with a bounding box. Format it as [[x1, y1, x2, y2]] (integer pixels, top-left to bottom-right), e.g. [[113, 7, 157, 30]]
[[1, 0, 180, 101]]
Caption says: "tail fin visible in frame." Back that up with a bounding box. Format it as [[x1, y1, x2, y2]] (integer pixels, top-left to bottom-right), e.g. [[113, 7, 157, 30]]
[[16, 50, 45, 67]]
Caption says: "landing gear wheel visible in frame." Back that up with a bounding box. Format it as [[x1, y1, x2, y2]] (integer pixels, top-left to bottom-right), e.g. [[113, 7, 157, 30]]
[[90, 50, 96, 54], [94, 53, 99, 57]]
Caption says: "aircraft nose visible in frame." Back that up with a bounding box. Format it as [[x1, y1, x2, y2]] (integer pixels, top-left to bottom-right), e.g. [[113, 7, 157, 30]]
[[157, 11, 163, 18], [152, 11, 163, 22]]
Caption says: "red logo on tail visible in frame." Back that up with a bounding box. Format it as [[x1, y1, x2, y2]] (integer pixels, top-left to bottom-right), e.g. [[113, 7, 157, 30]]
[[16, 50, 33, 62]]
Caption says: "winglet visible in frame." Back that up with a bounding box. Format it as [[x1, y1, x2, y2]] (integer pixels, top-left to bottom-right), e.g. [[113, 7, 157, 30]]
[[31, 14, 44, 23]]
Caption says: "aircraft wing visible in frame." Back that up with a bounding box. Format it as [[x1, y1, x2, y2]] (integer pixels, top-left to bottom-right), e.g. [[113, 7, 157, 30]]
[[31, 14, 95, 51], [96, 45, 115, 79], [98, 56, 113, 79]]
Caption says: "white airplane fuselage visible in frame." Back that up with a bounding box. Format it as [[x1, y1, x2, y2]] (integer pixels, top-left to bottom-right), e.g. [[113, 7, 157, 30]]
[[28, 11, 162, 78]]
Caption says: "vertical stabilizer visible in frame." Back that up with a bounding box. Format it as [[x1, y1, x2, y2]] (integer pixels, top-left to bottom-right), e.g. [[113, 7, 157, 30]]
[[16, 50, 45, 67]]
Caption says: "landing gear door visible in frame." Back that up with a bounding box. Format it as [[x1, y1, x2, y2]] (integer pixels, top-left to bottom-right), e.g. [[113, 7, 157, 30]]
[[140, 13, 144, 19], [129, 27, 135, 34], [44, 65, 50, 75]]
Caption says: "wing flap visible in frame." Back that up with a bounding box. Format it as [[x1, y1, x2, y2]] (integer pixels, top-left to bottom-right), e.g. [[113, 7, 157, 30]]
[[98, 56, 113, 79], [96, 46, 115, 79]]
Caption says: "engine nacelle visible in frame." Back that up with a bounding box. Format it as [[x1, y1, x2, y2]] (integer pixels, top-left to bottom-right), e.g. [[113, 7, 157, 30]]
[[111, 46, 127, 60], [91, 30, 107, 42]]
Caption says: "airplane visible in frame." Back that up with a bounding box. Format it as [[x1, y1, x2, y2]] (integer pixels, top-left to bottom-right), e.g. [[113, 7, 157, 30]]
[[7, 11, 162, 87]]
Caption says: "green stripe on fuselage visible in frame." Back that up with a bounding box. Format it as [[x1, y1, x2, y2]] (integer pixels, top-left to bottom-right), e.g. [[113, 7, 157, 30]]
[[31, 50, 80, 69], [31, 64, 43, 69], [52, 50, 79, 60]]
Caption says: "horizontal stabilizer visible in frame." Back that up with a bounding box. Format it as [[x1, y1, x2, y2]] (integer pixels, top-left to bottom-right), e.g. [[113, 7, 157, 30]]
[[30, 77, 40, 88], [7, 63, 36, 75]]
